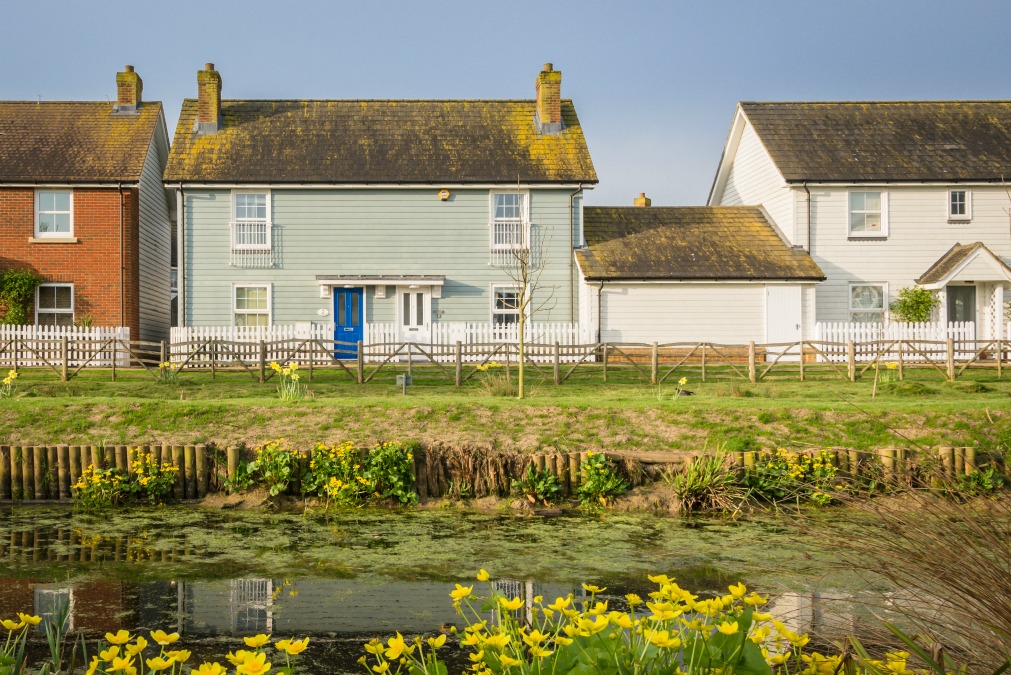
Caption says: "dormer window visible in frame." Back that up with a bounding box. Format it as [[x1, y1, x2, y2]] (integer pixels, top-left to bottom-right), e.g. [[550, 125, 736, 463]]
[[948, 189, 971, 221]]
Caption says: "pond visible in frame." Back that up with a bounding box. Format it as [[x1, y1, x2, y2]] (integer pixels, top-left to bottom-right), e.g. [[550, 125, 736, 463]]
[[0, 505, 879, 674]]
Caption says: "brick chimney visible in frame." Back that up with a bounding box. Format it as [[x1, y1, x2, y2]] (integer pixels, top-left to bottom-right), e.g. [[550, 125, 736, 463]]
[[196, 63, 222, 134], [535, 63, 563, 134], [633, 192, 651, 207], [114, 65, 142, 113]]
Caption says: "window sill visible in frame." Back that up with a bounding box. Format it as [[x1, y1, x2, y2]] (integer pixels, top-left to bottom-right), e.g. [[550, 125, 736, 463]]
[[947, 218, 971, 224], [847, 235, 887, 241], [29, 236, 79, 244]]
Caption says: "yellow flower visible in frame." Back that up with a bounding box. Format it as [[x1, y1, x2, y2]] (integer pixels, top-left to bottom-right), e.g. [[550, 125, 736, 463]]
[[625, 593, 643, 606], [582, 583, 606, 594], [717, 621, 739, 635], [384, 632, 414, 659], [107, 655, 136, 673], [236, 652, 272, 675], [17, 613, 41, 626], [194, 664, 227, 675], [227, 650, 254, 666], [728, 582, 747, 599], [275, 637, 309, 655], [427, 634, 447, 649], [126, 636, 148, 656], [529, 645, 553, 658], [1, 619, 25, 631], [476, 569, 490, 582], [150, 630, 180, 646], [100, 646, 121, 662], [270, 362, 281, 372], [244, 633, 271, 649], [86, 656, 100, 675], [649, 630, 682, 649], [499, 654, 522, 667], [484, 633, 511, 649], [167, 649, 192, 663], [371, 663, 389, 674], [450, 584, 473, 601], [146, 654, 171, 670], [678, 377, 688, 386], [498, 596, 524, 612], [106, 630, 132, 645]]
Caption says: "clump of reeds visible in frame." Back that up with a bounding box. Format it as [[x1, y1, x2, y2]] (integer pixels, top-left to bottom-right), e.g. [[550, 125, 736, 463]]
[[662, 445, 747, 513]]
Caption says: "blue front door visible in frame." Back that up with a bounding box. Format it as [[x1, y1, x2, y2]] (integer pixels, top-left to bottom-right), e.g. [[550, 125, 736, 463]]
[[333, 288, 363, 359]]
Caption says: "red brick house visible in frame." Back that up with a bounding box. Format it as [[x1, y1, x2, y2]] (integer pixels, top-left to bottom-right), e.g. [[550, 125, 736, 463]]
[[0, 66, 172, 341]]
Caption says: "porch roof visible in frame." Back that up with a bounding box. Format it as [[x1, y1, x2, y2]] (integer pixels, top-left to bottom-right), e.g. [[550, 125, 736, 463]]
[[916, 242, 1011, 289], [316, 274, 445, 286]]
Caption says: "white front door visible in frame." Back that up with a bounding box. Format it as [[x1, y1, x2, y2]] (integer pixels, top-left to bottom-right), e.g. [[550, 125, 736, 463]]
[[766, 285, 802, 361], [397, 287, 431, 343]]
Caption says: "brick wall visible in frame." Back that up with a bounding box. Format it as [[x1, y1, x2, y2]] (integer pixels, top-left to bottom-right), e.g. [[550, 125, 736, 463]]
[[0, 187, 141, 337]]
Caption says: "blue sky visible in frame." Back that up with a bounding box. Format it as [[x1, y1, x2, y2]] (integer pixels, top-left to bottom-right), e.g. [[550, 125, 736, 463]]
[[4, 1, 1011, 205]]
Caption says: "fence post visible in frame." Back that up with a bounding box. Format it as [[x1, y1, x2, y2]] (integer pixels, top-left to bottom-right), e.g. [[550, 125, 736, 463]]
[[602, 344, 608, 382], [650, 342, 658, 385], [554, 342, 561, 386], [11, 338, 18, 374], [259, 340, 267, 383], [160, 340, 167, 367], [356, 341, 364, 384], [997, 338, 1003, 379], [946, 337, 955, 381], [897, 341, 905, 380], [846, 340, 856, 382], [701, 343, 707, 382], [747, 341, 756, 384], [60, 335, 69, 382], [211, 339, 218, 380], [798, 342, 805, 382], [306, 341, 313, 382], [111, 337, 117, 381], [455, 341, 463, 387]]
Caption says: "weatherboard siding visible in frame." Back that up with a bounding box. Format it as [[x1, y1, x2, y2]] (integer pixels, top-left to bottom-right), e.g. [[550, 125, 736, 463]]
[[137, 132, 172, 342], [809, 185, 1011, 322], [183, 188, 577, 327], [716, 121, 795, 244]]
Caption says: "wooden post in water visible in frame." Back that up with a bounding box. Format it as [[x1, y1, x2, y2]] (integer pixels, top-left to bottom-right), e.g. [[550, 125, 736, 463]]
[[11, 447, 23, 501], [184, 445, 197, 498], [946, 337, 955, 381], [172, 445, 185, 498], [69, 446, 82, 488], [556, 454, 570, 495], [650, 342, 659, 385], [196, 444, 209, 498], [47, 446, 58, 497], [0, 446, 10, 500], [748, 342, 757, 383], [837, 448, 850, 475], [568, 453, 580, 490], [57, 446, 70, 499], [24, 447, 36, 500]]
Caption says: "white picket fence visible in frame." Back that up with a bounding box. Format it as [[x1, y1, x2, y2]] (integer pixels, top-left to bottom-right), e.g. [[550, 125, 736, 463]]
[[813, 321, 976, 362], [0, 325, 131, 367], [170, 322, 582, 364]]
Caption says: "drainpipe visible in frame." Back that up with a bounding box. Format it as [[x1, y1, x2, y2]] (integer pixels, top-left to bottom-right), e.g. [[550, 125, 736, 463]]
[[119, 183, 125, 328], [802, 182, 812, 251], [567, 186, 584, 324], [596, 280, 604, 342], [177, 188, 185, 327]]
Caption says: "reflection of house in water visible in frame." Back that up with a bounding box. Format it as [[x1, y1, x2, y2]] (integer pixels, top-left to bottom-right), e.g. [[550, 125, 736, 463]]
[[768, 592, 863, 639], [33, 585, 74, 634]]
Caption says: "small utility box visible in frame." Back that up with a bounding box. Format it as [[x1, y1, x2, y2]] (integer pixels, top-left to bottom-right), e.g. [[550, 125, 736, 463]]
[[396, 373, 413, 395]]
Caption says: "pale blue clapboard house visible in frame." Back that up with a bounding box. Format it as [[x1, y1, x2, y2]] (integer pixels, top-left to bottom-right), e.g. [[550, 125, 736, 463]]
[[163, 63, 597, 356]]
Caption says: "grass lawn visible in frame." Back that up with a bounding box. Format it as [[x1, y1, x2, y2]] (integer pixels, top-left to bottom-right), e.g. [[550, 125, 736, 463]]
[[1, 362, 1010, 457]]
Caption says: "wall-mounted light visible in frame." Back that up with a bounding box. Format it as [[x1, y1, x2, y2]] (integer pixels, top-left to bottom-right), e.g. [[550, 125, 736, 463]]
[[438, 189, 451, 201]]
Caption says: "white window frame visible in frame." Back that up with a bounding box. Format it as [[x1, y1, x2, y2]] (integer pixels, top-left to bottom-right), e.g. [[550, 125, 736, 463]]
[[35, 283, 74, 326], [848, 282, 888, 323], [230, 190, 272, 252], [490, 284, 523, 326], [948, 188, 971, 221], [232, 283, 272, 327], [489, 190, 530, 251], [34, 189, 74, 238], [847, 190, 888, 238]]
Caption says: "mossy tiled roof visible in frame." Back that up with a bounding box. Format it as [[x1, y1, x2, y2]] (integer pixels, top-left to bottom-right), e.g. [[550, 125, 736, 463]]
[[0, 102, 162, 182], [742, 101, 1011, 182], [164, 99, 597, 184], [916, 242, 1011, 285], [577, 206, 824, 281]]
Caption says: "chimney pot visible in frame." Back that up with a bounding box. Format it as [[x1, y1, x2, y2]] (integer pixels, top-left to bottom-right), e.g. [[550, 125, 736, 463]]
[[633, 193, 651, 207], [535, 63, 563, 134], [115, 65, 142, 113], [196, 63, 222, 133]]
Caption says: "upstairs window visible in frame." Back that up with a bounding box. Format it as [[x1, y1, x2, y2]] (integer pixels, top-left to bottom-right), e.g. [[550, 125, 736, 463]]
[[948, 189, 971, 220], [848, 191, 887, 237], [492, 285, 520, 326], [36, 284, 74, 326], [35, 190, 73, 237], [849, 283, 886, 323], [234, 285, 270, 326], [231, 191, 270, 250], [491, 192, 528, 250]]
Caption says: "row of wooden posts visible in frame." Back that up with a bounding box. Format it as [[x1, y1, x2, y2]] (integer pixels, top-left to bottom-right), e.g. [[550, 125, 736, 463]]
[[0, 528, 192, 564]]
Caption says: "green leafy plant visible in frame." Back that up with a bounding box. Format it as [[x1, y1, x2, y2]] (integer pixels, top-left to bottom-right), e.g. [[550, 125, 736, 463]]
[[662, 445, 746, 513], [223, 456, 255, 494], [576, 451, 628, 507], [365, 441, 418, 506], [246, 439, 304, 496], [270, 361, 307, 402], [511, 464, 563, 505], [157, 361, 181, 385], [303, 441, 372, 506], [948, 466, 1006, 499], [71, 449, 179, 508], [744, 448, 839, 505], [890, 286, 940, 323], [0, 369, 18, 399], [0, 269, 43, 325]]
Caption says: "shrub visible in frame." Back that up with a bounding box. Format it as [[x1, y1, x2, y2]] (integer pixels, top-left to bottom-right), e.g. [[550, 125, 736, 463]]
[[303, 440, 373, 506], [365, 441, 418, 506], [511, 464, 563, 505], [576, 451, 628, 507], [0, 269, 42, 325], [72, 449, 179, 508], [890, 286, 940, 323], [745, 448, 839, 505], [246, 439, 304, 496], [663, 446, 747, 513]]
